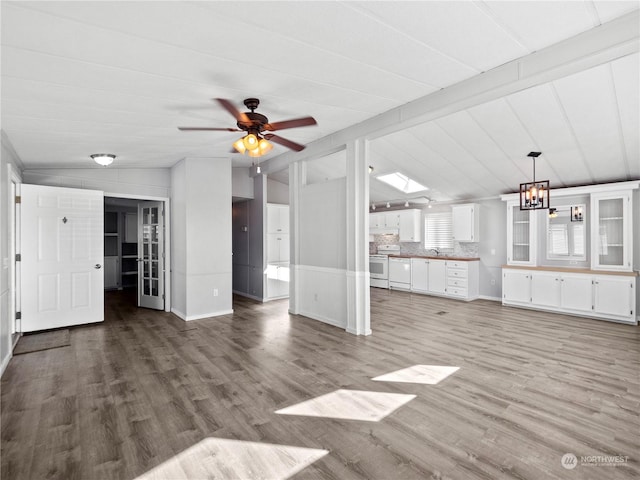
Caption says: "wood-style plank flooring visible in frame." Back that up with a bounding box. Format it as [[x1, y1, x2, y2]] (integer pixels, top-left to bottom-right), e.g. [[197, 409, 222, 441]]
[[2, 288, 639, 479]]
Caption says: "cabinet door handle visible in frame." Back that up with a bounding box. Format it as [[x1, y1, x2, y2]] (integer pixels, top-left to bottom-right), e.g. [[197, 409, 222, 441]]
[[94, 264, 102, 269]]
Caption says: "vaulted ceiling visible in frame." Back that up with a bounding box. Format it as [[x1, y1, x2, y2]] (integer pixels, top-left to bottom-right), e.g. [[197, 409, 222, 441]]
[[2, 1, 638, 202]]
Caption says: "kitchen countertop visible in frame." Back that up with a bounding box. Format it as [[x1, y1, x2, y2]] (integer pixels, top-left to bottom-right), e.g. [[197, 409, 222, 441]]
[[502, 264, 639, 277], [388, 254, 480, 261]]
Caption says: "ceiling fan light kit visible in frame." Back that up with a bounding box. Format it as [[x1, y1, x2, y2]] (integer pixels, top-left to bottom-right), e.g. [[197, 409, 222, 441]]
[[179, 97, 317, 158]]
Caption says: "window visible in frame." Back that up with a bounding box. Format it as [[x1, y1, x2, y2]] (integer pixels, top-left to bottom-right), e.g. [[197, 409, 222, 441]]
[[376, 172, 428, 194], [546, 205, 586, 260], [424, 212, 453, 250]]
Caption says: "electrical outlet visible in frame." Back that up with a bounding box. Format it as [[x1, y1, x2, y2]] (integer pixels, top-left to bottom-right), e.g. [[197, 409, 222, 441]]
[[213, 289, 219, 297], [490, 249, 496, 256]]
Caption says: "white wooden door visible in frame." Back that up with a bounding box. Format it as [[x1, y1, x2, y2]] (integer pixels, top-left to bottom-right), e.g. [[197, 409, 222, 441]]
[[560, 274, 592, 312], [427, 260, 446, 294], [20, 184, 104, 332], [138, 201, 164, 310], [503, 270, 531, 304], [452, 205, 472, 242], [530, 272, 561, 307], [410, 258, 428, 293], [593, 276, 634, 318]]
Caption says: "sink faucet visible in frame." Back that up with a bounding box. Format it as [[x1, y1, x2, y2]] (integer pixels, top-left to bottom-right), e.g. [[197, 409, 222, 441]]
[[430, 248, 440, 256]]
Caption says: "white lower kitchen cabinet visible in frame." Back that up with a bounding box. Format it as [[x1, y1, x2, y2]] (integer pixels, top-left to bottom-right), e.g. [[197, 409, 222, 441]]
[[503, 270, 532, 304], [531, 271, 561, 308], [391, 257, 480, 301], [427, 259, 447, 294], [593, 275, 635, 319], [502, 267, 637, 324], [559, 274, 592, 312], [410, 258, 428, 293]]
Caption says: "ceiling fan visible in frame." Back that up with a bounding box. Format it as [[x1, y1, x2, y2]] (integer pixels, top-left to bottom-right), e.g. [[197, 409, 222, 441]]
[[178, 98, 317, 157]]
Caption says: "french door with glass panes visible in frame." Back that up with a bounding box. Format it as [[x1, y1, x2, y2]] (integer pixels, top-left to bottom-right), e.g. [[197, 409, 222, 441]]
[[138, 201, 164, 309]]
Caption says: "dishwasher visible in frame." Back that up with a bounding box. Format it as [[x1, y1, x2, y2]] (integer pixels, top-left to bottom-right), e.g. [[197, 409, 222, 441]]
[[388, 257, 411, 291]]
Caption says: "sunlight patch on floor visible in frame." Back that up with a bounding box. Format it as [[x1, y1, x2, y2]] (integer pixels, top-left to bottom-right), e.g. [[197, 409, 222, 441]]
[[275, 389, 416, 422], [372, 365, 460, 385], [135, 438, 328, 480]]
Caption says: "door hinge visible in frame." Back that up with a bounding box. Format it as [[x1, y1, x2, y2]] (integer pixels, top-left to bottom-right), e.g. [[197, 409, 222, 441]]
[[15, 253, 21, 262], [15, 195, 21, 204], [15, 311, 21, 319], [592, 305, 594, 310]]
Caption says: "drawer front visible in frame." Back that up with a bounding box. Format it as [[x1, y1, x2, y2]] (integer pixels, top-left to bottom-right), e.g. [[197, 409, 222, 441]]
[[447, 261, 469, 270], [447, 268, 468, 279], [447, 286, 468, 297], [447, 278, 468, 289]]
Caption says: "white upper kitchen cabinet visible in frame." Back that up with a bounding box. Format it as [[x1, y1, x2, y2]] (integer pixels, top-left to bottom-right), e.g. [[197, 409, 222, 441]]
[[267, 203, 289, 234], [370, 212, 384, 229], [506, 201, 537, 266], [385, 212, 401, 229], [398, 209, 421, 242], [452, 204, 479, 242], [590, 191, 632, 271]]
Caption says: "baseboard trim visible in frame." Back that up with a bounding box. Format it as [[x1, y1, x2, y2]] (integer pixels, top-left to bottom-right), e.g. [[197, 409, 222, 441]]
[[479, 295, 502, 302], [0, 352, 12, 378], [297, 310, 346, 330], [171, 308, 234, 321], [346, 327, 372, 336]]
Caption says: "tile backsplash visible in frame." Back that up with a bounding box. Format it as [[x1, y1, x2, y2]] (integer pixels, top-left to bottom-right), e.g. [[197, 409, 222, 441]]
[[370, 234, 479, 258]]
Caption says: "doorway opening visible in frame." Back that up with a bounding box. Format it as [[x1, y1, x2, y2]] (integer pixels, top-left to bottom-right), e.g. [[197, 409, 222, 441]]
[[103, 194, 170, 313]]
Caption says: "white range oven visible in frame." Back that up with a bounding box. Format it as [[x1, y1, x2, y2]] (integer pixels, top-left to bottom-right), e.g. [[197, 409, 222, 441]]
[[369, 245, 400, 288]]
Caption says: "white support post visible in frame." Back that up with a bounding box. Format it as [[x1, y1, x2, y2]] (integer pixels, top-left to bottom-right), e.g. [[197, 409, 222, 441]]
[[345, 138, 371, 335], [288, 161, 306, 315]]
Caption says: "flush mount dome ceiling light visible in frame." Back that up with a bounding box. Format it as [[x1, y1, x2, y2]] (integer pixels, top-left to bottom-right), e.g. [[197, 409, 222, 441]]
[[90, 153, 115, 166]]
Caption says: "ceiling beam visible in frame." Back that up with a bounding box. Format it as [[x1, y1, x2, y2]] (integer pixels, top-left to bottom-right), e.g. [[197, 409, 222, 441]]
[[260, 9, 639, 175]]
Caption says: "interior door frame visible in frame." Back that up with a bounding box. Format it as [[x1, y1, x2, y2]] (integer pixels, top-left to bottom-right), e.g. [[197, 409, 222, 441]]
[[104, 192, 171, 313], [8, 164, 22, 340]]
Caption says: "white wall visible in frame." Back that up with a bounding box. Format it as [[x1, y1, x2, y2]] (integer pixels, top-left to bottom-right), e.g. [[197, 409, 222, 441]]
[[232, 167, 254, 200], [171, 158, 233, 320], [22, 168, 171, 198], [1, 132, 24, 376], [296, 177, 348, 327], [267, 177, 289, 204]]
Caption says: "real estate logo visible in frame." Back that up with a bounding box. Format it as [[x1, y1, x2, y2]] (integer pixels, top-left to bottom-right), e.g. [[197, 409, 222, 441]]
[[561, 453, 578, 470], [561, 452, 630, 469]]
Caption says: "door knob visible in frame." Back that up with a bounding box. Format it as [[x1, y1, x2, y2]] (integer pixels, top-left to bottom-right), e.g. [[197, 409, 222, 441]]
[[95, 264, 102, 269]]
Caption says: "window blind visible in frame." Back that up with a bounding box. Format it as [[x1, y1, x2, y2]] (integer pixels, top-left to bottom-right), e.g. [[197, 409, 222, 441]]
[[424, 212, 453, 249]]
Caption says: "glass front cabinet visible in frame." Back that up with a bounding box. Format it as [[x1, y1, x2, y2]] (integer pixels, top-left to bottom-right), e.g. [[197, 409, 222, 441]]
[[591, 191, 632, 271], [506, 201, 536, 265]]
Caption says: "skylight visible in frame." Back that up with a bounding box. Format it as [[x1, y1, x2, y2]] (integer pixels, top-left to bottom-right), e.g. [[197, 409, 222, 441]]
[[376, 172, 428, 194]]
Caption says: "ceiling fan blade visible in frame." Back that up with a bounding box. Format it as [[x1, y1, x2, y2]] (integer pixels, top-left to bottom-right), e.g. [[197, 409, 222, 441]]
[[178, 127, 241, 131], [215, 98, 250, 123], [264, 116, 317, 131], [265, 134, 306, 152]]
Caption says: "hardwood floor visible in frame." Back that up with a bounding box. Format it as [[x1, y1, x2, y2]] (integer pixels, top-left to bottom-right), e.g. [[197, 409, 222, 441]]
[[2, 288, 639, 479]]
